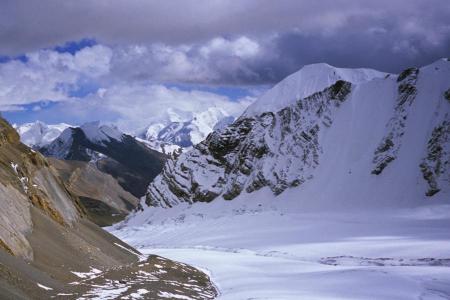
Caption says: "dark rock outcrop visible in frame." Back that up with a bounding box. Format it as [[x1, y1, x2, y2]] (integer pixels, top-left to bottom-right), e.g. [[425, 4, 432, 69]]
[[372, 67, 419, 175]]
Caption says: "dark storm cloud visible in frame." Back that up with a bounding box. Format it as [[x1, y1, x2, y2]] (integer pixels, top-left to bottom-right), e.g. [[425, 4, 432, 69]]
[[0, 0, 449, 83], [267, 17, 450, 75]]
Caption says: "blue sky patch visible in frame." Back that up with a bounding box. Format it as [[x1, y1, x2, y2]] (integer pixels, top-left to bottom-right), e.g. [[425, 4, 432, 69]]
[[53, 38, 97, 55], [0, 54, 28, 64]]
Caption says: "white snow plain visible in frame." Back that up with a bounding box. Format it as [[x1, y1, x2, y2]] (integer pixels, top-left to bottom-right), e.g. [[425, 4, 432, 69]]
[[109, 189, 450, 300]]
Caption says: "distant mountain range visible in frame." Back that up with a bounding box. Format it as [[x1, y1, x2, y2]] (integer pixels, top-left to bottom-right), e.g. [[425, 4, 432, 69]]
[[136, 106, 235, 151], [16, 107, 236, 155]]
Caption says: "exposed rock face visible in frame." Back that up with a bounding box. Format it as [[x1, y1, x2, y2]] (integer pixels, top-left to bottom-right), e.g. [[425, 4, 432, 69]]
[[0, 118, 217, 299], [445, 88, 450, 102], [41, 124, 166, 197], [0, 117, 79, 259], [420, 120, 450, 196], [48, 158, 139, 226], [146, 80, 352, 207], [371, 68, 419, 175]]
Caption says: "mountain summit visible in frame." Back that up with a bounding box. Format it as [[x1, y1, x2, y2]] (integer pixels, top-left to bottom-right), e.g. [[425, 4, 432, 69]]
[[244, 63, 388, 116], [40, 122, 166, 197]]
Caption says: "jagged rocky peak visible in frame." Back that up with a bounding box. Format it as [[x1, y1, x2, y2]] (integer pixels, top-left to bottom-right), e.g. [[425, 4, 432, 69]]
[[144, 60, 450, 209]]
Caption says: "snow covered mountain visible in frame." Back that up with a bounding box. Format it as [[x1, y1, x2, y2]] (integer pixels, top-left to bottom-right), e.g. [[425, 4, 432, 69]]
[[13, 121, 72, 148], [137, 107, 236, 150], [112, 60, 450, 299], [141, 59, 450, 209], [40, 121, 166, 197]]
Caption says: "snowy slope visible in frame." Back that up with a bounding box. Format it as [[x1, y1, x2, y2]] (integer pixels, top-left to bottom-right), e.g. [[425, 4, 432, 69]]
[[142, 59, 450, 209], [190, 107, 235, 145], [14, 121, 72, 147], [80, 121, 124, 145], [244, 62, 387, 116], [135, 137, 181, 155]]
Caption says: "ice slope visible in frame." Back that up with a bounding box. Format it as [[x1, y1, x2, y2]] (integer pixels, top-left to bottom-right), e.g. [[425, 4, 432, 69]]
[[293, 59, 450, 210], [143, 59, 450, 209], [244, 62, 387, 116], [14, 121, 72, 147]]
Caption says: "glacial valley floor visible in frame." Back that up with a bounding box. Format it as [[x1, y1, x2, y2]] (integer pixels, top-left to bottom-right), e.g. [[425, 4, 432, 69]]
[[109, 194, 450, 300]]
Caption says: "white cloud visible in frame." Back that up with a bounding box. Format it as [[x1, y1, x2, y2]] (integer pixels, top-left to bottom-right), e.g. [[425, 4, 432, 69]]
[[0, 45, 112, 109], [109, 36, 263, 84], [200, 37, 260, 59], [0, 35, 262, 117], [41, 83, 254, 133]]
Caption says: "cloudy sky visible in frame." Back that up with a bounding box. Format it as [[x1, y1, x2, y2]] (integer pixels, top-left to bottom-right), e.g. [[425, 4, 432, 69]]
[[1, 0, 449, 131]]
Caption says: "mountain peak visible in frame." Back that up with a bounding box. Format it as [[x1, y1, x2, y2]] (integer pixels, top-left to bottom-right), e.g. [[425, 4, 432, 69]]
[[80, 121, 124, 144], [244, 63, 388, 116]]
